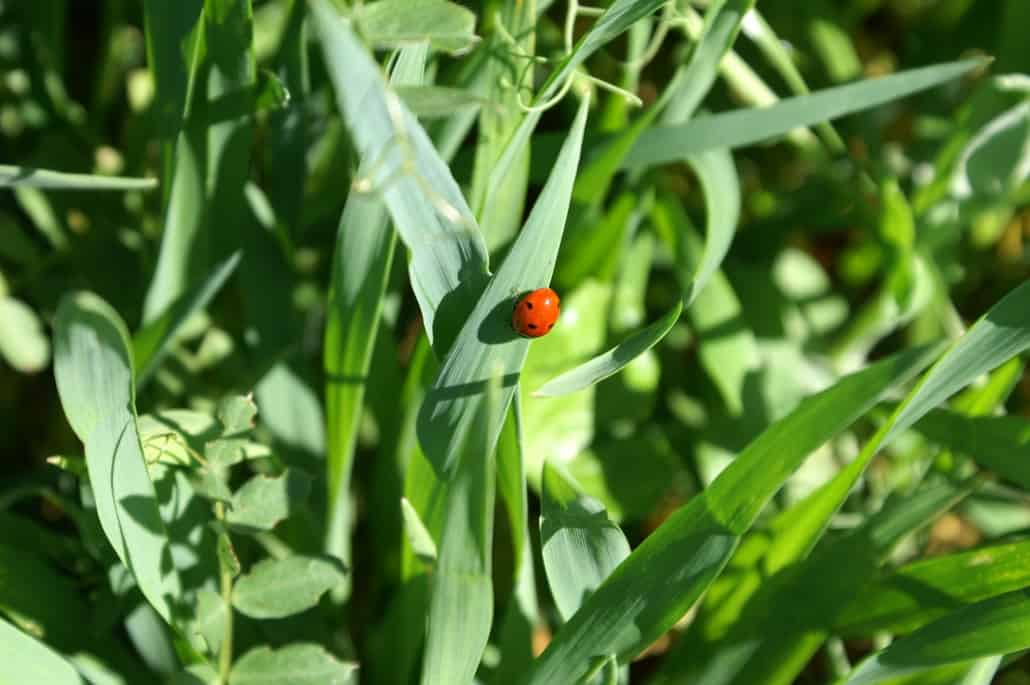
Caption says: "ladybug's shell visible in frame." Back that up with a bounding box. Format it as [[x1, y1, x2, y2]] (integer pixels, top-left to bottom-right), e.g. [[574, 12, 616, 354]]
[[513, 288, 560, 338]]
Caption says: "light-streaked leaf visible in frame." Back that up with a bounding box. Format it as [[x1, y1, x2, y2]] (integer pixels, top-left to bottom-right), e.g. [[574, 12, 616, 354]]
[[533, 301, 681, 398], [133, 251, 241, 388], [0, 618, 85, 685], [310, 0, 489, 351], [540, 461, 631, 621], [0, 165, 157, 190], [232, 556, 347, 619], [53, 292, 182, 626], [625, 59, 987, 167], [834, 539, 1030, 638], [417, 96, 590, 475], [230, 643, 357, 685], [845, 590, 1030, 685], [523, 344, 941, 684], [913, 409, 1030, 489]]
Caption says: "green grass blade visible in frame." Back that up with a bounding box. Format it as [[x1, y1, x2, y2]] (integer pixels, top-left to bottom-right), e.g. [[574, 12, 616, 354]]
[[834, 539, 1030, 638], [133, 251, 241, 389], [540, 461, 630, 621], [756, 279, 1030, 580], [0, 165, 157, 190], [845, 589, 1030, 685], [536, 0, 667, 104], [417, 96, 590, 475], [0, 618, 85, 685], [703, 479, 972, 685], [661, 0, 756, 123], [420, 372, 499, 685], [625, 59, 988, 167], [913, 409, 1030, 489], [522, 344, 940, 684], [682, 149, 741, 307], [323, 43, 427, 578], [53, 292, 182, 626], [532, 300, 681, 398], [309, 0, 489, 352]]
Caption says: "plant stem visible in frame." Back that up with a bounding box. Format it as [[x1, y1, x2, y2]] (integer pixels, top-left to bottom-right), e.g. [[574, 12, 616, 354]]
[[215, 503, 235, 684]]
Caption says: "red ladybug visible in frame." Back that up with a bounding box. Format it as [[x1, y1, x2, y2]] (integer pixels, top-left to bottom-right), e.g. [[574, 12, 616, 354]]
[[512, 288, 560, 338]]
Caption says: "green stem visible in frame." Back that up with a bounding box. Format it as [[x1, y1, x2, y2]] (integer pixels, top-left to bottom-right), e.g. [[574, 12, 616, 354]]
[[215, 503, 235, 684]]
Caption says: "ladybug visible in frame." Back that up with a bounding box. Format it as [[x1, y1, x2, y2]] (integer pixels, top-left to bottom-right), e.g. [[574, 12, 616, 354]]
[[512, 287, 560, 338]]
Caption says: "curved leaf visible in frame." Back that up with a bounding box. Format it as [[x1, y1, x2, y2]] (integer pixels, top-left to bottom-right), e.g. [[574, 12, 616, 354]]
[[53, 292, 182, 626], [0, 165, 157, 190]]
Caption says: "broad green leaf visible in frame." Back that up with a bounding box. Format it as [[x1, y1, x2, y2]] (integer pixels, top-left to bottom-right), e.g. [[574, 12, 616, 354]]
[[142, 0, 204, 147], [417, 96, 589, 475], [540, 461, 631, 621], [230, 643, 357, 685], [356, 0, 478, 54], [0, 165, 157, 190], [232, 556, 347, 619], [133, 251, 241, 388], [53, 292, 182, 625], [137, 409, 270, 467], [834, 539, 1030, 638], [420, 371, 499, 685], [533, 301, 681, 398], [192, 588, 227, 655], [225, 469, 311, 533], [324, 44, 427, 575], [523, 344, 940, 684], [625, 59, 988, 167], [845, 589, 1030, 685], [310, 0, 489, 351], [0, 618, 85, 685], [0, 295, 50, 373], [396, 85, 489, 118]]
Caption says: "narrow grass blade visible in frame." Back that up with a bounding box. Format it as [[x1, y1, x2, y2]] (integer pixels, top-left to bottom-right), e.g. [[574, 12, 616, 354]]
[[703, 480, 972, 685], [536, 0, 667, 104], [522, 344, 940, 684], [0, 618, 85, 685], [310, 0, 489, 351], [913, 409, 1030, 488], [533, 300, 681, 398], [417, 96, 589, 475], [323, 44, 427, 579], [0, 166, 157, 190], [767, 280, 1030, 574], [53, 292, 182, 626], [845, 589, 1030, 685], [397, 85, 489, 118], [133, 251, 240, 389], [834, 539, 1030, 638], [540, 461, 631, 621], [625, 59, 988, 167], [420, 372, 499, 685]]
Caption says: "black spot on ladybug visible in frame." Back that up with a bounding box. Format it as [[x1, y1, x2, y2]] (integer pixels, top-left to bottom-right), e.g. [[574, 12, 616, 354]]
[[528, 323, 537, 329], [525, 301, 533, 309], [547, 324, 553, 330]]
